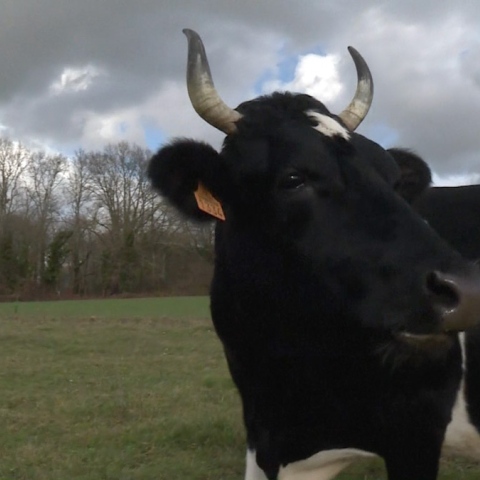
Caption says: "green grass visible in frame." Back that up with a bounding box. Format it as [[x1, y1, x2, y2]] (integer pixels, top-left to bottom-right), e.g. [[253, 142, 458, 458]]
[[0, 298, 478, 479], [0, 314, 243, 480], [0, 296, 210, 320]]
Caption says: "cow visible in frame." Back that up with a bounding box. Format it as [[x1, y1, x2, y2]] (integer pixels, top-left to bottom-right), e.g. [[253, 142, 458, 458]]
[[148, 29, 480, 480], [389, 147, 480, 262]]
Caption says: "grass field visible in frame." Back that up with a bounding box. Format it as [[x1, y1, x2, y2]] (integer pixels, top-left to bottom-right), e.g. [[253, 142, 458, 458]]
[[0, 296, 211, 321], [0, 297, 479, 479]]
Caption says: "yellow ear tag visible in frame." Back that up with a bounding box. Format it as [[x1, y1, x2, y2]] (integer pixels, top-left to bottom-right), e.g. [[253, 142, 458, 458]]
[[194, 182, 226, 221]]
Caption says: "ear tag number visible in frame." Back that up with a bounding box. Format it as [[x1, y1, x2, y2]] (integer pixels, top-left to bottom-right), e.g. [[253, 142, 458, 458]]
[[194, 183, 226, 221]]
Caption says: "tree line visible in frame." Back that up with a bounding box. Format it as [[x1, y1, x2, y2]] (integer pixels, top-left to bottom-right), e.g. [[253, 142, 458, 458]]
[[0, 137, 214, 300]]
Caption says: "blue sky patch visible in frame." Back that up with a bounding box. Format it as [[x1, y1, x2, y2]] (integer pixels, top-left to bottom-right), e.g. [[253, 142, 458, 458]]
[[142, 121, 166, 151], [254, 44, 328, 95], [365, 123, 400, 149]]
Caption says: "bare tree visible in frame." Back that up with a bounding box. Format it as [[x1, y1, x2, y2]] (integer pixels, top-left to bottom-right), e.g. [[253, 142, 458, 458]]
[[86, 142, 161, 293], [0, 137, 29, 225], [26, 151, 66, 285], [185, 221, 215, 263], [0, 138, 213, 298], [61, 149, 96, 294], [0, 138, 32, 294]]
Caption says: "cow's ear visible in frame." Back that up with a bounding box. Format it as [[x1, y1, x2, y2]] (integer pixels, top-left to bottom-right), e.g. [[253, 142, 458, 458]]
[[388, 148, 432, 203], [148, 139, 227, 221]]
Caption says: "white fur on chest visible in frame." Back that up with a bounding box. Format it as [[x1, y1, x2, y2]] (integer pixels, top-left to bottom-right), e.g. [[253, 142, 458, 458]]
[[278, 448, 376, 480], [245, 335, 480, 480], [245, 448, 376, 480]]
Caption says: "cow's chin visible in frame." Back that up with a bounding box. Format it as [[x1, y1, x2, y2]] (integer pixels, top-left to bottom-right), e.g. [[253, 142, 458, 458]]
[[377, 331, 455, 368]]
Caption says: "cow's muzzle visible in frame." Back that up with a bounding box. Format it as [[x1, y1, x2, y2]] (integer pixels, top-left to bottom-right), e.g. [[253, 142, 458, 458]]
[[427, 270, 480, 332]]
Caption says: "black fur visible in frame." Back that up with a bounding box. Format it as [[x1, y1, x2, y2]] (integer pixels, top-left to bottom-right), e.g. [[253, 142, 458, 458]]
[[388, 147, 480, 262], [415, 185, 480, 261], [148, 139, 224, 221], [388, 148, 480, 438], [148, 92, 480, 480], [388, 147, 432, 202]]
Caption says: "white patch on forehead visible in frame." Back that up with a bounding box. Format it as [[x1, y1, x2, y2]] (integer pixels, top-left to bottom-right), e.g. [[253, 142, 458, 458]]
[[306, 110, 351, 141]]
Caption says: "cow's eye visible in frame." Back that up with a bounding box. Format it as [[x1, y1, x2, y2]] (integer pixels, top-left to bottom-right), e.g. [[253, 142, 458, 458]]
[[279, 173, 305, 190]]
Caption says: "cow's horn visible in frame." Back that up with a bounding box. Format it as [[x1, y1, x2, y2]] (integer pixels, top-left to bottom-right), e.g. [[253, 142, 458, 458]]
[[183, 29, 242, 134], [337, 46, 374, 131]]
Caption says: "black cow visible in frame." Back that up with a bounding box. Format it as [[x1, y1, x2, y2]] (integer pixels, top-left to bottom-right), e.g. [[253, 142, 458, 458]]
[[148, 30, 480, 480], [389, 147, 480, 261]]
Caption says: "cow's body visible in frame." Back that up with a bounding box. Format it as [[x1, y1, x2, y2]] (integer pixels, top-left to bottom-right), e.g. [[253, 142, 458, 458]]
[[388, 147, 480, 261], [242, 330, 480, 480], [388, 146, 480, 471], [444, 333, 480, 459], [149, 31, 480, 479], [414, 185, 480, 261]]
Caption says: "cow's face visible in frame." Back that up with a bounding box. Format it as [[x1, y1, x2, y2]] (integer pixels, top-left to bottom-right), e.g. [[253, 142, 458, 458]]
[[214, 94, 403, 238], [149, 92, 478, 352], [148, 31, 480, 359]]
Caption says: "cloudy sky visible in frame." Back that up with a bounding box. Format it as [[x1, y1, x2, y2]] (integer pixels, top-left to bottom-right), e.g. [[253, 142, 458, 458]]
[[1, 0, 480, 185]]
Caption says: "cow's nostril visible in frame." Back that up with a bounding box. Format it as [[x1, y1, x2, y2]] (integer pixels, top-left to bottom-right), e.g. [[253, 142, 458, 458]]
[[425, 270, 460, 311]]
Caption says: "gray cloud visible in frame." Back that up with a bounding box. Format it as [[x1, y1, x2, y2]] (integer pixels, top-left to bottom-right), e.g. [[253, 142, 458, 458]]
[[0, 0, 479, 182]]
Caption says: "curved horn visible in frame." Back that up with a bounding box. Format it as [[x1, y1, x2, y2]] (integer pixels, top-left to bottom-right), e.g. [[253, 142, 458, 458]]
[[183, 29, 242, 134], [337, 46, 374, 131]]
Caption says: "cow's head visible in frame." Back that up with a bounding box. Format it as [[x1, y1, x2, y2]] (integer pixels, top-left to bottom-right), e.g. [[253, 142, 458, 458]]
[[148, 30, 480, 358]]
